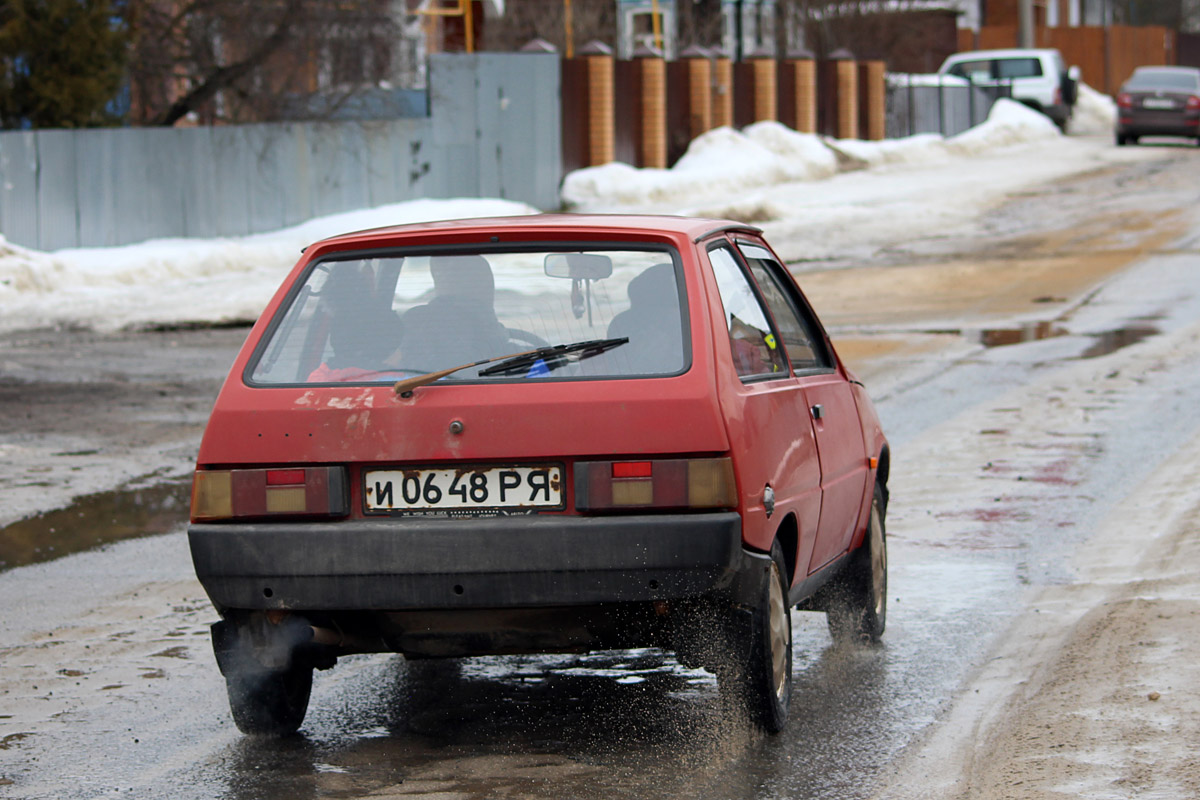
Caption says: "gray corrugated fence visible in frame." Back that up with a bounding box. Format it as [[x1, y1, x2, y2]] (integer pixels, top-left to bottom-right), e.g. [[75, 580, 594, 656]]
[[886, 75, 1011, 139], [0, 52, 562, 251]]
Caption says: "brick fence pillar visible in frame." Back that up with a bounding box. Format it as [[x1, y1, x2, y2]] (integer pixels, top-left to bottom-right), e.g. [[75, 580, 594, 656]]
[[784, 49, 817, 133], [581, 40, 614, 165], [751, 52, 778, 123], [819, 48, 858, 139], [858, 60, 886, 141], [712, 48, 733, 129], [634, 44, 667, 169], [681, 45, 713, 140]]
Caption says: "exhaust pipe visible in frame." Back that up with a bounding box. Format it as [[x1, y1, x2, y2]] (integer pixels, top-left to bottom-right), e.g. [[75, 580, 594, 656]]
[[308, 624, 389, 653]]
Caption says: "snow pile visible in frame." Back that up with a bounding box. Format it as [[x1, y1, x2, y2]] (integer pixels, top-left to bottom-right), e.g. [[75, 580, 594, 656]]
[[886, 73, 968, 88], [946, 98, 1061, 154], [565, 97, 1063, 212], [1067, 82, 1117, 135], [562, 122, 837, 210], [0, 198, 535, 333], [0, 236, 70, 294], [828, 133, 947, 169]]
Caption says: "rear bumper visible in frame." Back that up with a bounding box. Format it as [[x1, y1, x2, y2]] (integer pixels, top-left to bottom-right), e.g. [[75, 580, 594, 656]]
[[189, 512, 749, 612], [1117, 111, 1200, 137]]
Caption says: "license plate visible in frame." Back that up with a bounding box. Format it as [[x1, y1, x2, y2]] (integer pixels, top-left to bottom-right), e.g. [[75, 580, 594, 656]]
[[1143, 98, 1176, 109], [364, 465, 564, 513]]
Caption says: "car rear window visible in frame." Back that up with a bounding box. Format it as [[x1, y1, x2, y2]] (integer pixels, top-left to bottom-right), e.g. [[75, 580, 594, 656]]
[[1126, 70, 1200, 91], [247, 246, 688, 385]]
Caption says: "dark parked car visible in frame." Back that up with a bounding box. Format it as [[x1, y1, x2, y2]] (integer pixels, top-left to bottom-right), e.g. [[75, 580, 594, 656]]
[[188, 214, 889, 736], [1115, 66, 1200, 146]]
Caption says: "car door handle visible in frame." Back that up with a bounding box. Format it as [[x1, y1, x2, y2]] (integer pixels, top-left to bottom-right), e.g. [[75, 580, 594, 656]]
[[811, 404, 825, 420]]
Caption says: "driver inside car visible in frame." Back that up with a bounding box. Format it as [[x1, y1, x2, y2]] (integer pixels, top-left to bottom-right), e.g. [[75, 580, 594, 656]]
[[307, 255, 511, 382], [389, 254, 512, 374], [306, 264, 405, 382]]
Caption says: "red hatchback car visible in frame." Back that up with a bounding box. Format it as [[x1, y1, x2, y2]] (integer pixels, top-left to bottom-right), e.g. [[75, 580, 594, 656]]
[[188, 214, 889, 736]]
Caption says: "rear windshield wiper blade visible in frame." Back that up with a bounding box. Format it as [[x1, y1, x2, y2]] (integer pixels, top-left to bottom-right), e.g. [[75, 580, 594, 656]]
[[478, 337, 628, 377], [393, 337, 628, 396]]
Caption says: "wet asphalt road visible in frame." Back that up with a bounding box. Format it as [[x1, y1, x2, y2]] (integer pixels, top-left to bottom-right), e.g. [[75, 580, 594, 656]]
[[4, 145, 1200, 799]]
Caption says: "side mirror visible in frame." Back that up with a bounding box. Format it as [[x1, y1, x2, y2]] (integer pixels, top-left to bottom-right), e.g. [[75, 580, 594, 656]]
[[544, 253, 613, 280], [1067, 65, 1081, 82]]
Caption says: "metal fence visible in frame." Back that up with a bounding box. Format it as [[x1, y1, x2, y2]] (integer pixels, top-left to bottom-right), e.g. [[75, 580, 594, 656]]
[[0, 52, 561, 252], [886, 75, 1013, 139]]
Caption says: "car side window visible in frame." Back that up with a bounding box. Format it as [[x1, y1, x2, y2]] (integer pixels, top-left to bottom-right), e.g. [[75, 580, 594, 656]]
[[736, 243, 831, 371], [949, 59, 992, 81], [997, 57, 1042, 79], [707, 245, 788, 380]]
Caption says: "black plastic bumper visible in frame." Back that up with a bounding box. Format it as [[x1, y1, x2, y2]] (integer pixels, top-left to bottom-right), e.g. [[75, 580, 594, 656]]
[[188, 512, 749, 612]]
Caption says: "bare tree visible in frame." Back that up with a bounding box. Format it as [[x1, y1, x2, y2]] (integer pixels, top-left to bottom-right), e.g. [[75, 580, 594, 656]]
[[1111, 0, 1186, 28], [125, 0, 401, 126], [777, 0, 959, 70]]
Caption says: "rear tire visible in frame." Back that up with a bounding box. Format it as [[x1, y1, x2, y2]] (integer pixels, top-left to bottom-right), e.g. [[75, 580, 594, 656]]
[[826, 483, 887, 643], [226, 663, 313, 736], [721, 539, 792, 733], [1116, 133, 1128, 146]]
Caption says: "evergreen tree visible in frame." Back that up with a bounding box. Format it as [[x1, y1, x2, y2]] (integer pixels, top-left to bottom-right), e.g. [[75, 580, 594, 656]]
[[0, 0, 128, 129]]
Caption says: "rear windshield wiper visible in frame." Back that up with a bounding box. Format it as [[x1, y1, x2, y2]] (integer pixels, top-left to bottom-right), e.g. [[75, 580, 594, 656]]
[[393, 337, 627, 396], [478, 337, 628, 377]]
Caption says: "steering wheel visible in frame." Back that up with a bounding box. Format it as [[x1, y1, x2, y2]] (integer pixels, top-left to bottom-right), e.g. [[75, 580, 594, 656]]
[[505, 327, 550, 349]]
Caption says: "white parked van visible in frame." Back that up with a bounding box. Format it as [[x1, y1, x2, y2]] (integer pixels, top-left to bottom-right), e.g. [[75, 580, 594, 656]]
[[938, 48, 1080, 129]]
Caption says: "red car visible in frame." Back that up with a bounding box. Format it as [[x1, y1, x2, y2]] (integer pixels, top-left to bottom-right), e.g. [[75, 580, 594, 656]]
[[188, 214, 889, 736]]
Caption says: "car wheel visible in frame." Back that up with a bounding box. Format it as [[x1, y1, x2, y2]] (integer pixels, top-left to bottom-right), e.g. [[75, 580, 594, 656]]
[[721, 539, 792, 733], [1115, 133, 1128, 146], [826, 483, 887, 644], [226, 663, 313, 736]]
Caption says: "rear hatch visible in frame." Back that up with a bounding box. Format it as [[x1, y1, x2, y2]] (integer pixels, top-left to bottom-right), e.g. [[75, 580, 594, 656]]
[[193, 238, 735, 522]]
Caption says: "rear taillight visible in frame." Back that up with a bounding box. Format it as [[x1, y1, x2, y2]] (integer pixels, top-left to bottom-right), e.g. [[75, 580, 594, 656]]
[[1117, 93, 1133, 108], [191, 467, 349, 521], [574, 458, 737, 511], [1187, 95, 1200, 110]]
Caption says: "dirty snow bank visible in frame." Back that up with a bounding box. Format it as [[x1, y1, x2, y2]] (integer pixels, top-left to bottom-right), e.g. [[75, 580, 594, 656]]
[[563, 98, 1060, 210], [1067, 82, 1118, 135], [560, 121, 838, 209], [0, 198, 535, 333]]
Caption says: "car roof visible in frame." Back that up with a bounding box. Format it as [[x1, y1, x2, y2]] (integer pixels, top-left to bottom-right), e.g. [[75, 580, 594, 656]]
[[310, 214, 763, 249], [944, 48, 1060, 61], [1131, 65, 1200, 75]]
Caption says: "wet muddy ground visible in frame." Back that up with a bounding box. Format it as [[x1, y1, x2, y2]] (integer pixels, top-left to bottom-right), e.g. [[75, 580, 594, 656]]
[[0, 325, 247, 528], [3, 143, 1200, 799]]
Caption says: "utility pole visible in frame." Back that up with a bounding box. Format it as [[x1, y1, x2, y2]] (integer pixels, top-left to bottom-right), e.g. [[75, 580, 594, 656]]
[[1018, 0, 1035, 48]]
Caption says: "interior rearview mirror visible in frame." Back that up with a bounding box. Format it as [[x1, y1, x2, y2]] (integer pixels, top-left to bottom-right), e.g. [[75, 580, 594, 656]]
[[544, 253, 613, 280]]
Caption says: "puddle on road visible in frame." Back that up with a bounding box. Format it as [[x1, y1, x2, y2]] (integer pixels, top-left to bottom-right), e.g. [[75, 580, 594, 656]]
[[973, 322, 1159, 358], [1079, 324, 1159, 358], [0, 479, 190, 572], [979, 320, 1066, 347]]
